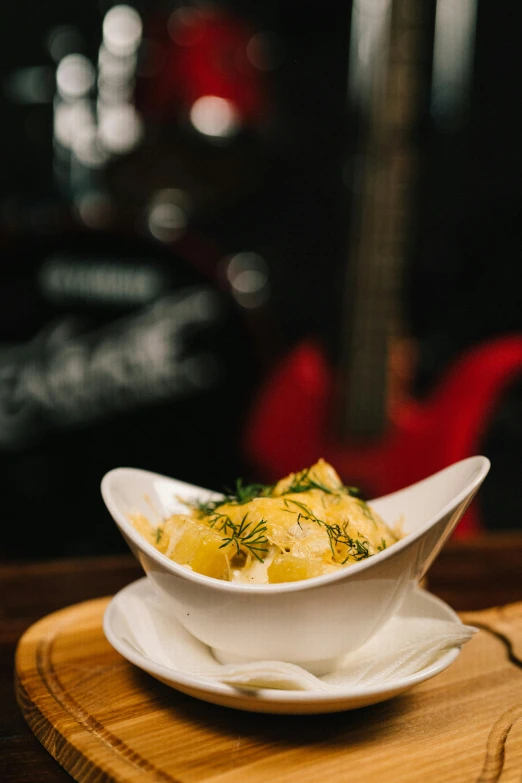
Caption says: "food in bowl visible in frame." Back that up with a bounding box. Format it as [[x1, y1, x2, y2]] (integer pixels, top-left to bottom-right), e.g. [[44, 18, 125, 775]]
[[102, 456, 489, 666], [131, 459, 401, 584]]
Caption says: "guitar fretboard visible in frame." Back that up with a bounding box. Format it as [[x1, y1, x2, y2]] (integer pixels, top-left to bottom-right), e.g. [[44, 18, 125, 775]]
[[339, 0, 429, 439]]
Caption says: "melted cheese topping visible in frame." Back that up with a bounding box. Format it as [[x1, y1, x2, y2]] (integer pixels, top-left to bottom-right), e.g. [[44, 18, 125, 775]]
[[133, 459, 401, 584]]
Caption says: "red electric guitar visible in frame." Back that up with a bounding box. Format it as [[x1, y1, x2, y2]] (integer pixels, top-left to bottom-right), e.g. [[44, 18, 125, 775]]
[[243, 0, 522, 535]]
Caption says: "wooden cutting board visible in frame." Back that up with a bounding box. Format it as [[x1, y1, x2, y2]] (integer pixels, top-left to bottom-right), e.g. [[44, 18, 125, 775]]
[[15, 596, 522, 783]]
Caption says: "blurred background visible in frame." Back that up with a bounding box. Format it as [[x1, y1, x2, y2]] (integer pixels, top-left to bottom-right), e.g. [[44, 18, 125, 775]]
[[1, 0, 521, 559]]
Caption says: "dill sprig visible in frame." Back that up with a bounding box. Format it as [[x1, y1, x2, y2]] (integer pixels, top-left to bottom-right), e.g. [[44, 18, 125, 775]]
[[282, 467, 360, 498], [194, 468, 359, 516], [283, 498, 371, 563], [232, 479, 273, 505], [194, 498, 222, 516], [191, 467, 367, 566], [207, 512, 269, 563], [284, 468, 336, 495], [194, 479, 272, 516], [283, 497, 333, 547]]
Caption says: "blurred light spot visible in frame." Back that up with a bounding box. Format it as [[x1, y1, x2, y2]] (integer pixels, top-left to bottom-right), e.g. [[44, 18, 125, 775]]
[[168, 7, 204, 47], [103, 5, 142, 57], [75, 191, 115, 228], [97, 42, 137, 108], [246, 31, 284, 71], [226, 252, 269, 309], [97, 76, 134, 103], [72, 126, 108, 168], [98, 103, 143, 153], [189, 96, 240, 138], [57, 54, 95, 99], [148, 189, 188, 242], [4, 66, 54, 104], [98, 44, 137, 80], [348, 0, 392, 109], [431, 0, 478, 130], [53, 99, 94, 148], [47, 25, 84, 63]]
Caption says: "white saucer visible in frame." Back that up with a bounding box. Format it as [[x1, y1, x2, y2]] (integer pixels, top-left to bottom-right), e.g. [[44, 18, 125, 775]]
[[103, 578, 467, 714]]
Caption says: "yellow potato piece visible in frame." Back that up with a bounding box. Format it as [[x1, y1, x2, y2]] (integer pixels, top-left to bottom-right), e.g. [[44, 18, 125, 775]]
[[136, 514, 231, 580], [189, 536, 231, 579], [168, 517, 231, 579], [267, 554, 340, 583], [271, 457, 343, 497]]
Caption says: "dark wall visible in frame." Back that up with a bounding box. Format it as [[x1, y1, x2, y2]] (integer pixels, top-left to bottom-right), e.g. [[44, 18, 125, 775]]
[[1, 1, 521, 556]]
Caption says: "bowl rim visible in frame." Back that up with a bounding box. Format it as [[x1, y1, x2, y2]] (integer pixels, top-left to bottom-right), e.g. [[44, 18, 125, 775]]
[[101, 455, 490, 595]]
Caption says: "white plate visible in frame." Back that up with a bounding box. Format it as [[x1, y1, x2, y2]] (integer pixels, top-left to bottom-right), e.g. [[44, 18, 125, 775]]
[[103, 578, 464, 714]]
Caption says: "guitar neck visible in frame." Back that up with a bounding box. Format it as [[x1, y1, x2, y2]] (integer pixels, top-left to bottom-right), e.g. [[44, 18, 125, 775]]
[[339, 0, 430, 440]]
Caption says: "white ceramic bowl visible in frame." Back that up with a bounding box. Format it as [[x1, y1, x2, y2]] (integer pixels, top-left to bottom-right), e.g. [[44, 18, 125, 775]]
[[101, 456, 489, 675]]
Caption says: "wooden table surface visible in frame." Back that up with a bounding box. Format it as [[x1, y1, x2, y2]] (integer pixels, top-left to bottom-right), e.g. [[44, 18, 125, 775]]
[[2, 536, 522, 783]]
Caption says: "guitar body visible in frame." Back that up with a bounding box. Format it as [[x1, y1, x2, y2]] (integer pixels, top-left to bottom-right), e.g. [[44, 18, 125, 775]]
[[244, 1, 522, 537], [244, 334, 522, 536]]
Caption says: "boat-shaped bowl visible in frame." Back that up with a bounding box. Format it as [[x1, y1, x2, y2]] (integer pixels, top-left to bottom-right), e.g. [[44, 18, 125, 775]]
[[101, 456, 489, 674]]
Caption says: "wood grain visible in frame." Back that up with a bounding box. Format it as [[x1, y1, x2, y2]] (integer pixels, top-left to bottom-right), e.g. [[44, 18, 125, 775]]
[[15, 597, 522, 783]]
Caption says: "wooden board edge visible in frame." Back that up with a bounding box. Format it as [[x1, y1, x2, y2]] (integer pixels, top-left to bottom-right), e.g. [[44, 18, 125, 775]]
[[15, 669, 116, 783], [14, 597, 178, 783]]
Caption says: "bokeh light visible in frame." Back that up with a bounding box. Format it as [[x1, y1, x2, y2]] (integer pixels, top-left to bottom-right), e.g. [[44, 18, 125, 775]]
[[226, 252, 270, 309], [189, 95, 240, 138], [56, 54, 95, 100], [102, 5, 142, 57]]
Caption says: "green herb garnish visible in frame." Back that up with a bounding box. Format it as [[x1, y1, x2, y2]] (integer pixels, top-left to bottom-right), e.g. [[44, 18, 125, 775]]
[[207, 512, 269, 563], [283, 468, 335, 496], [232, 479, 273, 505], [281, 467, 360, 498], [192, 467, 366, 567], [194, 479, 273, 516], [283, 498, 371, 563]]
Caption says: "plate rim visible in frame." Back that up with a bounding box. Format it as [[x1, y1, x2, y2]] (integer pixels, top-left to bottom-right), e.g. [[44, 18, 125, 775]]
[[103, 578, 463, 713]]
